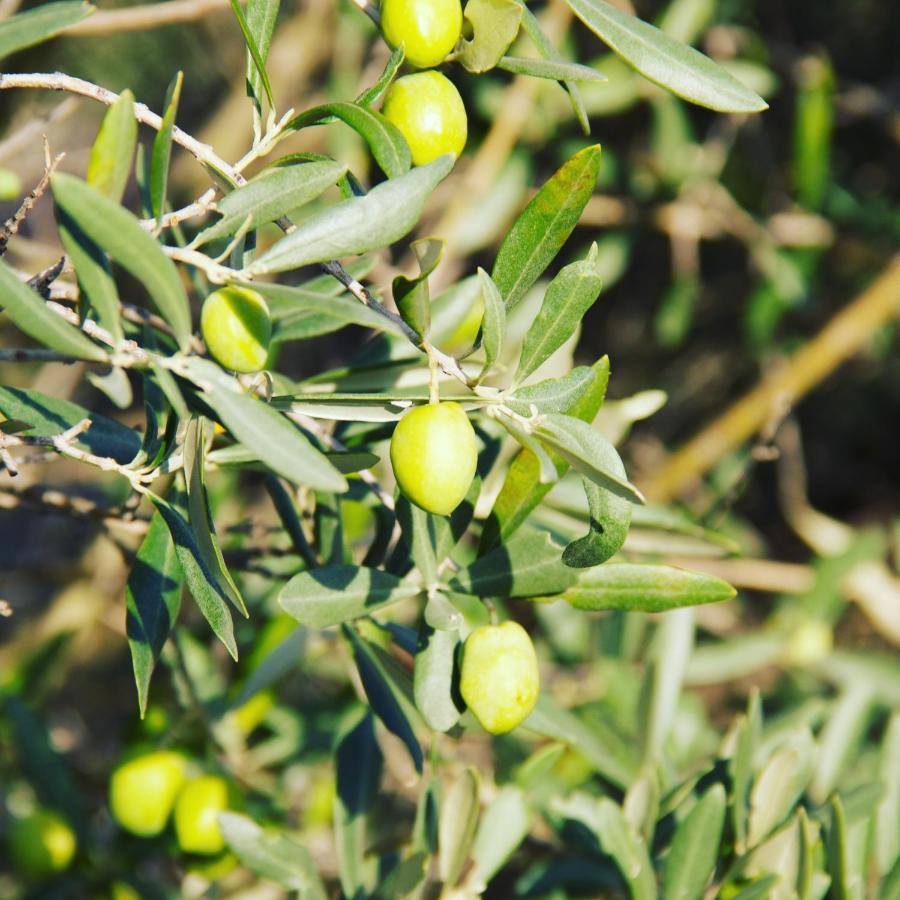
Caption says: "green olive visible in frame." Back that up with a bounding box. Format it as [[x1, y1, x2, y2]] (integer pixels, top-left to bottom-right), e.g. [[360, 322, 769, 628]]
[[200, 286, 272, 374], [109, 749, 189, 837], [389, 400, 477, 516], [8, 809, 77, 878], [173, 774, 232, 855], [382, 72, 467, 166], [460, 621, 540, 734], [380, 0, 462, 69]]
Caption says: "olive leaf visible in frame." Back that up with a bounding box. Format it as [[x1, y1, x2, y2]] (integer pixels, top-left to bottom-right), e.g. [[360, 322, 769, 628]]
[[393, 238, 442, 340], [86, 89, 137, 203], [459, 0, 523, 74]]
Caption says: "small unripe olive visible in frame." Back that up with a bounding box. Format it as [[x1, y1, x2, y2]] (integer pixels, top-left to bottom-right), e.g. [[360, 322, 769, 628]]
[[173, 774, 232, 855], [380, 0, 462, 69], [389, 401, 477, 516], [200, 286, 272, 373], [109, 749, 189, 837], [9, 809, 77, 878], [382, 72, 467, 166], [460, 621, 539, 734]]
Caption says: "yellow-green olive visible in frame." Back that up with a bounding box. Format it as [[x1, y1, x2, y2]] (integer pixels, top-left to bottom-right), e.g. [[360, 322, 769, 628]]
[[460, 621, 540, 734], [382, 72, 467, 166], [390, 401, 477, 516], [109, 749, 189, 837], [173, 775, 232, 855], [9, 809, 77, 878], [200, 286, 272, 374], [380, 0, 462, 69]]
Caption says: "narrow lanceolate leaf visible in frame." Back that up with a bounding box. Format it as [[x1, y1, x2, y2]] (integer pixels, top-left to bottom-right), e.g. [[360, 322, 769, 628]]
[[149, 493, 238, 660], [280, 566, 420, 627], [248, 156, 454, 274], [449, 529, 578, 598], [150, 71, 183, 221], [439, 768, 481, 885], [126, 511, 183, 718], [183, 418, 247, 616], [533, 413, 644, 503], [244, 0, 280, 116], [497, 55, 609, 82], [476, 268, 505, 378], [51, 173, 192, 350], [219, 813, 327, 899], [393, 238, 442, 340], [517, 4, 590, 133], [346, 627, 424, 773], [0, 1, 93, 60], [562, 472, 631, 568], [459, 0, 523, 73], [87, 89, 137, 203], [592, 798, 657, 900], [179, 358, 347, 492], [565, 0, 768, 113], [479, 356, 609, 552], [515, 242, 603, 384], [414, 625, 463, 732], [0, 385, 140, 463], [559, 563, 736, 612], [287, 102, 411, 178], [0, 259, 107, 362], [229, 0, 275, 111], [334, 712, 383, 900], [58, 210, 123, 345], [491, 145, 601, 310], [356, 46, 405, 107], [468, 786, 530, 890], [662, 783, 726, 900], [193, 159, 348, 246]]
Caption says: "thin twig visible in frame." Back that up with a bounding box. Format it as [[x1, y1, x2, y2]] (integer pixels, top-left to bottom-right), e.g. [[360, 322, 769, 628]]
[[0, 145, 64, 253]]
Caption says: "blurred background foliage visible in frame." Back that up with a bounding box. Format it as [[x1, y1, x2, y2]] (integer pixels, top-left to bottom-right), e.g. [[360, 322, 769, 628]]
[[1, 0, 899, 897]]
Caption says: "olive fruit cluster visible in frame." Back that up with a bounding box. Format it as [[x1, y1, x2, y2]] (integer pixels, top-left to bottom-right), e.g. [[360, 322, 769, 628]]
[[108, 750, 234, 856], [379, 0, 467, 165], [460, 622, 540, 733]]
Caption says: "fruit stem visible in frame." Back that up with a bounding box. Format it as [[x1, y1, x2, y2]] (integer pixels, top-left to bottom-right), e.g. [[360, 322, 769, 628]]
[[427, 350, 440, 404]]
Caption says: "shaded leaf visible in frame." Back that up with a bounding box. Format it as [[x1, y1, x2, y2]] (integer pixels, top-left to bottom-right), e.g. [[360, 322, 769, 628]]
[[150, 71, 183, 222], [468, 786, 530, 890], [439, 767, 480, 885], [393, 238, 442, 340], [477, 267, 505, 378], [414, 625, 462, 732]]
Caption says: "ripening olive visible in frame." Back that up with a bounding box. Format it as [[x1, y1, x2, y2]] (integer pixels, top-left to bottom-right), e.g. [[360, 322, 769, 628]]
[[460, 621, 540, 734], [200, 286, 272, 374], [109, 749, 189, 837], [389, 401, 477, 516], [173, 775, 232, 856], [8, 809, 77, 878], [382, 71, 467, 166], [380, 0, 462, 69]]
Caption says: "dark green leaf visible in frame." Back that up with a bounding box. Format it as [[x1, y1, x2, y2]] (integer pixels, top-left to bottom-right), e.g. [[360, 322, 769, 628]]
[[356, 46, 405, 107], [194, 159, 347, 246], [663, 784, 726, 900], [126, 511, 183, 718], [491, 145, 601, 310], [565, 0, 767, 112], [249, 156, 453, 274], [280, 566, 419, 627], [179, 357, 347, 492], [459, 0, 523, 73], [220, 813, 327, 898], [346, 627, 424, 773], [287, 102, 411, 178], [0, 259, 107, 362], [183, 418, 248, 616], [393, 237, 442, 340], [0, 1, 92, 60], [560, 563, 736, 611], [87, 89, 137, 203], [51, 173, 193, 350], [149, 493, 238, 660], [516, 242, 602, 383], [449, 528, 578, 598], [150, 71, 183, 221], [562, 471, 632, 568], [0, 385, 140, 464]]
